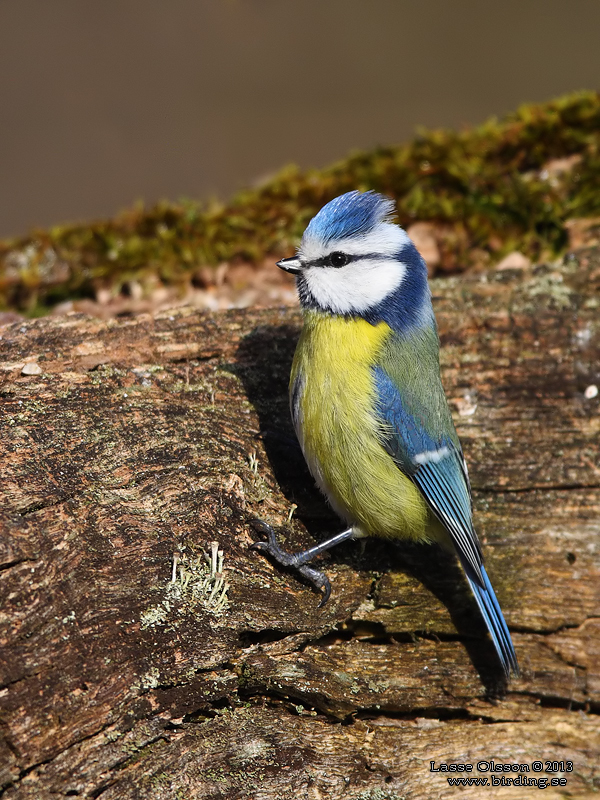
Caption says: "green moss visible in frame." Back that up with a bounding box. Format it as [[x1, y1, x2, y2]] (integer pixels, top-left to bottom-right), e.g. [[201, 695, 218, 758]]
[[2, 91, 600, 314]]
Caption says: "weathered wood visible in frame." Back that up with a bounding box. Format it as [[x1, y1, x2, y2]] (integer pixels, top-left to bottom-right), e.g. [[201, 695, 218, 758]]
[[1, 251, 599, 798]]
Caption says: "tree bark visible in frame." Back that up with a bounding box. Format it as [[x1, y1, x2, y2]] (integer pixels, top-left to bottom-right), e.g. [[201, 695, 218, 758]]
[[1, 250, 599, 798]]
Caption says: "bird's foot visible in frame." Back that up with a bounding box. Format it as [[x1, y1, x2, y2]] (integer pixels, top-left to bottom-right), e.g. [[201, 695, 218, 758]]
[[250, 520, 332, 607]]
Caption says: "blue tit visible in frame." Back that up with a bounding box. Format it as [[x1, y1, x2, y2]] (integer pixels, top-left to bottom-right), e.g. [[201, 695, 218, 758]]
[[252, 190, 518, 679]]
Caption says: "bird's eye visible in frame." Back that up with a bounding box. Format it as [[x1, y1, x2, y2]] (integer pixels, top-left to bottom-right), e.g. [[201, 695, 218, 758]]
[[329, 252, 349, 268]]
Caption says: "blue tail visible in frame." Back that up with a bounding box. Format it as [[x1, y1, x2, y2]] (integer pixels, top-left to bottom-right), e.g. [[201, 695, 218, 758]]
[[464, 564, 519, 678]]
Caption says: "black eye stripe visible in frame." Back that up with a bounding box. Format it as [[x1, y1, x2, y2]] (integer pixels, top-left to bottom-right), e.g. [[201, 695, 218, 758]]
[[311, 252, 389, 268]]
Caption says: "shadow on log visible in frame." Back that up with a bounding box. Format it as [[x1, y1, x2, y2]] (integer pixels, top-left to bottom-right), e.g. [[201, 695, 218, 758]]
[[1, 250, 599, 798]]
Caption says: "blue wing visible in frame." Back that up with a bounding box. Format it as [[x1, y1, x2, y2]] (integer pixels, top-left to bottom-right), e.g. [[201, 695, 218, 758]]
[[374, 366, 519, 678]]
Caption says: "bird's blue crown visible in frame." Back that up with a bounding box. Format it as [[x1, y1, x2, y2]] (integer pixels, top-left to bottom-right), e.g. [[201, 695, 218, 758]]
[[303, 190, 396, 246]]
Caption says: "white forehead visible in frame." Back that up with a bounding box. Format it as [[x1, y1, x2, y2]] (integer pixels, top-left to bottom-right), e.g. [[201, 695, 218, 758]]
[[299, 222, 411, 262]]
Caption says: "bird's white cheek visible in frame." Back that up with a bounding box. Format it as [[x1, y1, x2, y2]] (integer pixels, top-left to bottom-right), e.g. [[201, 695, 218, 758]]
[[303, 260, 406, 315]]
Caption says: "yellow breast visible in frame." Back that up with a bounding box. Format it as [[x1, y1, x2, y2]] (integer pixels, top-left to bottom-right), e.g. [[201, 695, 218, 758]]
[[291, 310, 435, 541]]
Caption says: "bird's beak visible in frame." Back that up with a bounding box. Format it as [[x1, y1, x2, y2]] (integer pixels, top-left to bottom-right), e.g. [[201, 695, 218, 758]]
[[276, 256, 302, 274]]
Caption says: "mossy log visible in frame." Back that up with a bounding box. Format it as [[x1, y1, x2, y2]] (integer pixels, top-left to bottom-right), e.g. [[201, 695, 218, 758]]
[[1, 249, 599, 799], [2, 91, 600, 315]]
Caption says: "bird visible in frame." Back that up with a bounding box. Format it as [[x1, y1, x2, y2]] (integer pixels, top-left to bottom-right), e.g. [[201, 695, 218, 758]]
[[252, 190, 519, 679]]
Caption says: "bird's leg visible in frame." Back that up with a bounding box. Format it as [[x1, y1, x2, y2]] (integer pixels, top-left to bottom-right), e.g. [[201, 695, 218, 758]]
[[250, 520, 354, 607]]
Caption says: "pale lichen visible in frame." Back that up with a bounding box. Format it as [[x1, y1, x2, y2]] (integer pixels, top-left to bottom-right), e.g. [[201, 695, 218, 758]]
[[523, 269, 575, 311], [248, 451, 259, 475], [140, 541, 230, 629]]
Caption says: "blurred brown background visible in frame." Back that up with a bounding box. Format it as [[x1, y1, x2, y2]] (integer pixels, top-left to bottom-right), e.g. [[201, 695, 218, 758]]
[[1, 0, 599, 239]]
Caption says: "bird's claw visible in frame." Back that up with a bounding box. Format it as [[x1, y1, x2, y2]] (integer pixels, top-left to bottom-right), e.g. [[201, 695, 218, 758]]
[[250, 519, 332, 606], [249, 522, 297, 568], [298, 564, 331, 607]]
